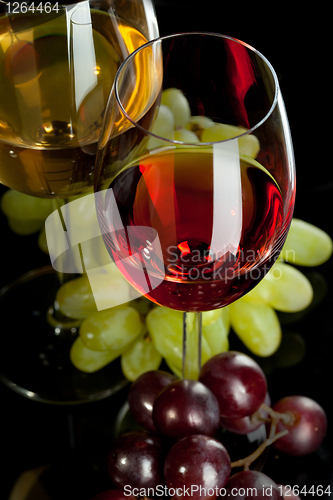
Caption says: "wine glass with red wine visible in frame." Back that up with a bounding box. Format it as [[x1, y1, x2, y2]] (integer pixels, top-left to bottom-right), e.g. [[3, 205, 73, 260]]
[[94, 32, 296, 379], [0, 0, 159, 403]]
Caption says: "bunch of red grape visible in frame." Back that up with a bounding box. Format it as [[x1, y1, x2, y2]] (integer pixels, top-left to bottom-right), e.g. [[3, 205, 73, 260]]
[[90, 351, 327, 500]]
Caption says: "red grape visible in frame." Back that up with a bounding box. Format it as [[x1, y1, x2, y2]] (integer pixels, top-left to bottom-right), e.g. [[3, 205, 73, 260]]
[[271, 395, 327, 456], [107, 431, 165, 489], [225, 470, 283, 499], [164, 434, 231, 500], [199, 351, 267, 418], [90, 490, 136, 500], [220, 393, 271, 435], [153, 379, 220, 439], [128, 370, 177, 432]]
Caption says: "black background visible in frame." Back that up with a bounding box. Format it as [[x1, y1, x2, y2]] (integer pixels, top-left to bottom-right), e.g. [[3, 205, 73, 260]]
[[1, 2, 332, 499]]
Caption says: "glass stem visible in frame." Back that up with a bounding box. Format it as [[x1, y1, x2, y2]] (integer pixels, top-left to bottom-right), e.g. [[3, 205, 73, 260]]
[[182, 311, 203, 380], [47, 198, 82, 330], [51, 198, 79, 286]]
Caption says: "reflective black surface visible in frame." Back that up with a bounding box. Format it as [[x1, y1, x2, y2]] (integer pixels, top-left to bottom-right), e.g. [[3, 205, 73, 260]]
[[1, 3, 332, 499]]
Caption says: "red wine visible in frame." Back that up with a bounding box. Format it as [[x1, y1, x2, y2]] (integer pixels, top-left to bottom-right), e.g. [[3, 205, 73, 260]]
[[97, 147, 285, 312]]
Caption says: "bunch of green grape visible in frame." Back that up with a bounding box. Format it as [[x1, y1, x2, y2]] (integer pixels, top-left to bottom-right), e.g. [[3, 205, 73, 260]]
[[54, 213, 331, 382], [1, 88, 332, 382]]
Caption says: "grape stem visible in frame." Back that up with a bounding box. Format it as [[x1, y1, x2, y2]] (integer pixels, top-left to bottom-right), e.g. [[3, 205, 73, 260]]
[[261, 404, 295, 426], [230, 403, 294, 470], [230, 428, 288, 470]]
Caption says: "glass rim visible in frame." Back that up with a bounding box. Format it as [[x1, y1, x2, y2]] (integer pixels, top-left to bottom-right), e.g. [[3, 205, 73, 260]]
[[114, 31, 280, 147]]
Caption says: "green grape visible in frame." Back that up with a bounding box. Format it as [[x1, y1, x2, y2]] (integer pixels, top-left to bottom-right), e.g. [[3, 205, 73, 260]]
[[70, 337, 121, 373], [147, 129, 174, 150], [146, 306, 184, 362], [164, 331, 212, 380], [79, 237, 106, 272], [229, 299, 282, 357], [86, 265, 132, 312], [202, 308, 223, 326], [121, 330, 162, 381], [56, 275, 98, 319], [203, 309, 230, 356], [185, 115, 215, 139], [7, 217, 44, 235], [201, 123, 260, 158], [151, 104, 175, 136], [174, 128, 199, 143], [241, 276, 274, 305], [79, 306, 144, 351], [164, 359, 182, 379], [148, 128, 199, 150], [265, 261, 313, 312], [146, 306, 211, 379], [1, 189, 53, 220], [128, 296, 152, 316], [62, 193, 104, 269], [66, 192, 98, 228], [161, 88, 191, 128], [281, 218, 333, 266]]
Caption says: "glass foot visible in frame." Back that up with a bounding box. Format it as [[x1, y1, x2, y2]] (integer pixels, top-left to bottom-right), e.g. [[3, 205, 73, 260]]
[[0, 266, 128, 404]]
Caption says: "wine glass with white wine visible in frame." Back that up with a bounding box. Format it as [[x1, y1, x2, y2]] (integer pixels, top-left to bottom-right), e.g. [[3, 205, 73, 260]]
[[0, 0, 159, 403]]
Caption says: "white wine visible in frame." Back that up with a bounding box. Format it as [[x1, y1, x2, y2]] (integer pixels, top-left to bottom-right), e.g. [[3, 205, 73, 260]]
[[0, 9, 147, 197]]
